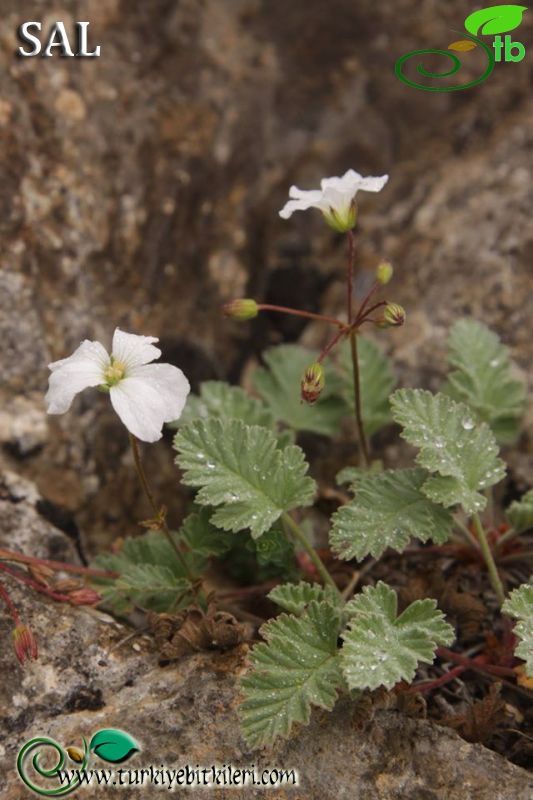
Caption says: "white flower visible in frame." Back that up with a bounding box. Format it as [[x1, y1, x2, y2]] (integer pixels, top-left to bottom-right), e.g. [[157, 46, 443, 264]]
[[279, 169, 389, 232], [45, 328, 190, 443]]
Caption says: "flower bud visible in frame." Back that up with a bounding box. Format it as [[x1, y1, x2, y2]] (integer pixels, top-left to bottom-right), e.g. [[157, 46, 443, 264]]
[[301, 362, 325, 405], [68, 587, 101, 606], [376, 261, 393, 285], [222, 299, 258, 321], [382, 303, 406, 327], [12, 624, 38, 665]]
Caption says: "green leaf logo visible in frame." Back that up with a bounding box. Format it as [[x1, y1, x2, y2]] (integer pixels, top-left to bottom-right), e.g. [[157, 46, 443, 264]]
[[464, 5, 527, 36], [89, 729, 139, 764]]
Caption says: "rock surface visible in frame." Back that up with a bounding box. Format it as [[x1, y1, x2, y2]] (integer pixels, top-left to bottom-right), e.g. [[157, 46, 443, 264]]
[[1, 473, 532, 799]]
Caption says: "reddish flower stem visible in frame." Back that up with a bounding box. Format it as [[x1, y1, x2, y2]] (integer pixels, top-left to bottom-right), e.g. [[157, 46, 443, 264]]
[[0, 562, 79, 604], [355, 279, 380, 321], [0, 579, 21, 624], [0, 548, 117, 579], [257, 304, 346, 329]]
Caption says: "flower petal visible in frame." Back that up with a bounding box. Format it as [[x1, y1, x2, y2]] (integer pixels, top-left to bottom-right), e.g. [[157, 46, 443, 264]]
[[45, 340, 108, 414], [111, 328, 161, 371], [355, 174, 389, 193], [279, 190, 326, 219], [109, 364, 190, 442]]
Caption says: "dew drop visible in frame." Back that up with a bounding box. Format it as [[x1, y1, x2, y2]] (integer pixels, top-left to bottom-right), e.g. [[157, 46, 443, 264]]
[[461, 417, 474, 430]]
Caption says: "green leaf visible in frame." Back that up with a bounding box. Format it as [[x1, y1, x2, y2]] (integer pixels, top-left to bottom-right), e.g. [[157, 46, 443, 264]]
[[331, 469, 453, 561], [336, 461, 383, 490], [93, 529, 195, 614], [89, 729, 139, 764], [114, 564, 192, 613], [240, 601, 343, 747], [171, 381, 279, 432], [252, 523, 295, 569], [503, 582, 533, 677], [506, 490, 533, 535], [341, 582, 454, 690], [390, 389, 505, 514], [179, 508, 234, 558], [335, 337, 395, 436], [268, 581, 341, 615], [174, 418, 316, 538], [252, 344, 346, 436], [465, 5, 527, 36], [445, 319, 526, 443]]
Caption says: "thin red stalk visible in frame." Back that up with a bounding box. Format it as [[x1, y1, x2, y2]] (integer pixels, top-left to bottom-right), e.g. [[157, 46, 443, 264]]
[[0, 548, 117, 579], [355, 279, 380, 321], [257, 304, 345, 329], [437, 647, 517, 678], [355, 300, 387, 324], [347, 230, 356, 324], [317, 326, 349, 363], [0, 579, 21, 624], [404, 663, 466, 694], [0, 562, 77, 603]]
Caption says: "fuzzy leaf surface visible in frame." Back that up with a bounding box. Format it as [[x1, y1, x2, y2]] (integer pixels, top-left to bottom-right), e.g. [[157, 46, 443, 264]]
[[174, 418, 315, 538], [503, 583, 533, 676], [445, 319, 526, 442], [505, 490, 533, 535], [240, 601, 343, 747], [93, 529, 195, 614], [268, 581, 341, 615], [252, 344, 346, 436], [172, 381, 281, 433], [390, 389, 505, 514], [341, 582, 454, 690], [336, 337, 395, 436], [331, 469, 453, 561]]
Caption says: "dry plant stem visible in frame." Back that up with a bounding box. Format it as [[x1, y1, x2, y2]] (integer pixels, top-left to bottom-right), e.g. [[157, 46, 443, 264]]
[[472, 512, 505, 605], [0, 548, 117, 579], [128, 433, 194, 582], [349, 329, 370, 467], [0, 579, 20, 624], [281, 512, 341, 598], [0, 562, 80, 603], [437, 647, 517, 679], [257, 304, 345, 329]]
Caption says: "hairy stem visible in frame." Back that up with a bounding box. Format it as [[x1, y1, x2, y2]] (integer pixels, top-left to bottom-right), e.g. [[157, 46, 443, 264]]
[[0, 548, 117, 579], [0, 562, 79, 603], [129, 433, 194, 582], [0, 579, 21, 624], [349, 329, 370, 467], [472, 513, 505, 605], [257, 304, 346, 329], [282, 512, 341, 597]]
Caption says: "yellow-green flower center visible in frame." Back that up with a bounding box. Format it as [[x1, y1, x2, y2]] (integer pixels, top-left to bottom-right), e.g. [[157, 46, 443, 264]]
[[103, 358, 126, 386]]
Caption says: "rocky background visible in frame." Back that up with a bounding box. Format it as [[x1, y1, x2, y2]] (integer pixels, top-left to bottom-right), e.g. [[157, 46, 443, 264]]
[[0, 1, 531, 796]]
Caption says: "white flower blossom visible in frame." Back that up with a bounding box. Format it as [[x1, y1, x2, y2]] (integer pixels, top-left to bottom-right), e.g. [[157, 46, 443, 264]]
[[279, 169, 389, 232], [45, 328, 190, 443]]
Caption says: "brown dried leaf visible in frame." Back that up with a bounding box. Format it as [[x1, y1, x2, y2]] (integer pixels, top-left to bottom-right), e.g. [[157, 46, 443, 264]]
[[440, 683, 506, 743], [149, 603, 247, 660]]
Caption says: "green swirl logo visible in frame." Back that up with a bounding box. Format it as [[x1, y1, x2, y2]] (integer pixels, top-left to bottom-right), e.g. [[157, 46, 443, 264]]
[[16, 729, 139, 796], [395, 5, 527, 91]]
